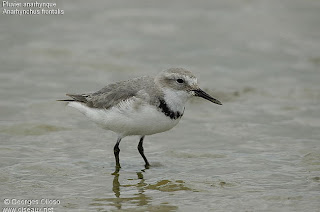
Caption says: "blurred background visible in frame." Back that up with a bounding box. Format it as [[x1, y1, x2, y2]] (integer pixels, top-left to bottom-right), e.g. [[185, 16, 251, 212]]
[[1, 0, 319, 211]]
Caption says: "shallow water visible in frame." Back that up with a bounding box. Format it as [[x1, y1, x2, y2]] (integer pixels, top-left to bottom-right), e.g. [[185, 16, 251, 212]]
[[1, 0, 320, 211]]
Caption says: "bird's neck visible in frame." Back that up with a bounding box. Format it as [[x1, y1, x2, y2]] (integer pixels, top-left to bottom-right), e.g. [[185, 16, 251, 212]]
[[162, 88, 190, 114]]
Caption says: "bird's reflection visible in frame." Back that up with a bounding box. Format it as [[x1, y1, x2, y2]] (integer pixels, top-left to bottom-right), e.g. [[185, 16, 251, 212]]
[[112, 172, 120, 198], [91, 168, 151, 210], [91, 167, 183, 211]]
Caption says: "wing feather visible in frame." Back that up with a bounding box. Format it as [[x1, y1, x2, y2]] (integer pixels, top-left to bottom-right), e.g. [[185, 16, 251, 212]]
[[63, 76, 161, 109]]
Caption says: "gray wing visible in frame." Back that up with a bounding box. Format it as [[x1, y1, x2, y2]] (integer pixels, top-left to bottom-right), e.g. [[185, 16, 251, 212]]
[[65, 76, 161, 109]]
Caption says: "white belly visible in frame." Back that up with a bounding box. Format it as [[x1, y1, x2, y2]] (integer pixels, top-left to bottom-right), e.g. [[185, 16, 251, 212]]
[[68, 101, 181, 137]]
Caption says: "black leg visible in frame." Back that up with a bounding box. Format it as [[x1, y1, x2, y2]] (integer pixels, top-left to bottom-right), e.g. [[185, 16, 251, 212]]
[[114, 138, 121, 169], [138, 136, 150, 168]]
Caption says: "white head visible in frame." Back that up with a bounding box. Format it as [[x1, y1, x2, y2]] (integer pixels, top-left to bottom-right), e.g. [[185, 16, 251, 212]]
[[155, 68, 222, 106]]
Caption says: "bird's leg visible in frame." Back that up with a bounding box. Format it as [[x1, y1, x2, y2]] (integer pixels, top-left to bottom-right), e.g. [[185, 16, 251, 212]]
[[138, 136, 150, 168], [114, 138, 121, 169]]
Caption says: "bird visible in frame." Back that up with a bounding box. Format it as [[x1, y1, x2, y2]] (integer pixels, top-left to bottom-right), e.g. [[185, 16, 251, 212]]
[[58, 68, 222, 170]]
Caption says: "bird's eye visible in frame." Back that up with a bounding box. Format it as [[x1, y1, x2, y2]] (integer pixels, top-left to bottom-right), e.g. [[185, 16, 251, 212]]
[[176, 79, 184, 83]]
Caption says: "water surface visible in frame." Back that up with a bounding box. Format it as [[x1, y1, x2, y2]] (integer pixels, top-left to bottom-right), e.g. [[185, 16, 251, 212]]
[[1, 0, 320, 211]]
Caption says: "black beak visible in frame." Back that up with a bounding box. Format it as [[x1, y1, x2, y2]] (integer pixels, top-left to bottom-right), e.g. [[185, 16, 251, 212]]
[[193, 89, 222, 105]]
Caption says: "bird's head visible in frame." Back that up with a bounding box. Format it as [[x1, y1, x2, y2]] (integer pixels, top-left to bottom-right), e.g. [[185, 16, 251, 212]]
[[155, 68, 222, 105]]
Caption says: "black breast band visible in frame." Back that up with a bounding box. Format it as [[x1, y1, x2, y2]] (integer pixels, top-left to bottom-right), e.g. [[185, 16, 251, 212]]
[[158, 99, 184, 120]]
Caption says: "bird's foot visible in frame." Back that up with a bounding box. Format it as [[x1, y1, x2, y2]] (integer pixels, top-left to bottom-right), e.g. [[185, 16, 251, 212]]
[[112, 164, 121, 174], [144, 163, 150, 169]]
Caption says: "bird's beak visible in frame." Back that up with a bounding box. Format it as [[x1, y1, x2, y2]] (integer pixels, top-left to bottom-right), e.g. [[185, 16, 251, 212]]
[[192, 89, 222, 105]]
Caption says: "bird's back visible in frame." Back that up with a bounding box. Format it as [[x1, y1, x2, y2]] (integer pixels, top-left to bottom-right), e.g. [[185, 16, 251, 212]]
[[67, 76, 162, 110]]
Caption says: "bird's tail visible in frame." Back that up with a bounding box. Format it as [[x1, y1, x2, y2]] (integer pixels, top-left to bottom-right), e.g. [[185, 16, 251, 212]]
[[56, 99, 75, 102], [57, 94, 88, 103]]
